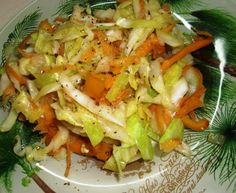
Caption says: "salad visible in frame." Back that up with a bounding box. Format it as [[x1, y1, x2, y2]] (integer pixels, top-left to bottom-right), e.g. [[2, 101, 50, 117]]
[[0, 0, 212, 177]]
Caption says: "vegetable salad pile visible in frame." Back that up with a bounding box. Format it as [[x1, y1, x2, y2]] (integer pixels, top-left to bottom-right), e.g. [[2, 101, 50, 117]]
[[0, 0, 212, 176]]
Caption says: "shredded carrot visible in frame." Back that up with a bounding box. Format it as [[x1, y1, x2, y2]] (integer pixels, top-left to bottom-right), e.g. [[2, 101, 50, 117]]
[[182, 115, 209, 131], [80, 47, 96, 62], [68, 133, 113, 161], [64, 142, 72, 177], [2, 84, 16, 107], [58, 43, 65, 56], [2, 84, 15, 99], [135, 34, 162, 58], [36, 95, 56, 134], [176, 86, 206, 117], [162, 23, 176, 33], [104, 74, 116, 90], [111, 87, 133, 106], [160, 139, 181, 153], [84, 73, 106, 100], [54, 17, 66, 24], [44, 126, 58, 145], [161, 37, 213, 71], [6, 64, 27, 85], [155, 105, 166, 135], [39, 19, 55, 33], [94, 142, 113, 161], [42, 65, 80, 73], [93, 30, 119, 57], [162, 3, 170, 12], [152, 104, 172, 136]]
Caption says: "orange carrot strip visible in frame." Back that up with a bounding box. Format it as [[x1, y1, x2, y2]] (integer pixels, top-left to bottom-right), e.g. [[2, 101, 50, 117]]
[[176, 86, 206, 117], [80, 47, 96, 62], [111, 88, 133, 106], [42, 65, 80, 73], [162, 23, 175, 33], [182, 115, 209, 131], [64, 142, 72, 177], [93, 30, 119, 57], [161, 37, 213, 71], [39, 19, 54, 33], [54, 17, 66, 24], [69, 133, 113, 161], [104, 75, 116, 90], [2, 84, 15, 98], [58, 43, 65, 56], [160, 139, 181, 153], [135, 34, 162, 58], [155, 105, 166, 135], [6, 64, 27, 85], [84, 73, 105, 100]]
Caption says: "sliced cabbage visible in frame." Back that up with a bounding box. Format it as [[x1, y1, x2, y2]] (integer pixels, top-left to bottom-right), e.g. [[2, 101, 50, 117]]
[[138, 57, 150, 86], [103, 145, 140, 173], [0, 72, 11, 96], [12, 91, 43, 123], [106, 71, 129, 102], [183, 67, 200, 95], [35, 30, 55, 54], [163, 63, 183, 89], [132, 0, 147, 19], [59, 74, 126, 127], [45, 125, 69, 154], [93, 9, 115, 20], [105, 29, 123, 42], [159, 118, 184, 147], [126, 98, 138, 117], [171, 77, 188, 105], [127, 64, 140, 90], [116, 14, 171, 29], [52, 22, 86, 42], [146, 0, 161, 18], [0, 108, 18, 132], [157, 31, 184, 47], [126, 113, 154, 160], [27, 80, 39, 98], [52, 102, 129, 142], [136, 86, 161, 104], [34, 73, 60, 88], [65, 37, 83, 61], [33, 82, 61, 101], [83, 120, 104, 146], [113, 0, 135, 21], [125, 28, 153, 55]]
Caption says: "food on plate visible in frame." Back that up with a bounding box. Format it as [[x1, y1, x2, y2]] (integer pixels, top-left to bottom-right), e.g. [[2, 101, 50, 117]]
[[0, 0, 212, 176]]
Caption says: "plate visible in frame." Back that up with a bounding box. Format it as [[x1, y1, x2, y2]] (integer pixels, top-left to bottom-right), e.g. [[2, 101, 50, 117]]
[[0, 1, 236, 193]]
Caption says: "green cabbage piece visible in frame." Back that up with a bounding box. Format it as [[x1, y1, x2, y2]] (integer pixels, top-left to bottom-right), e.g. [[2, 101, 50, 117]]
[[126, 113, 154, 160], [113, 0, 135, 21], [35, 30, 54, 54], [105, 72, 129, 102], [34, 73, 60, 88], [159, 118, 184, 145], [103, 145, 139, 173], [0, 109, 18, 132], [116, 14, 171, 29], [65, 37, 83, 61], [146, 0, 161, 18], [127, 64, 139, 90], [52, 23, 86, 42], [83, 120, 104, 146], [163, 63, 183, 89], [12, 92, 43, 123]]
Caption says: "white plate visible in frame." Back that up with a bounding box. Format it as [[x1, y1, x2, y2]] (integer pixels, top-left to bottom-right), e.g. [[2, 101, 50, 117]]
[[0, 1, 235, 193]]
